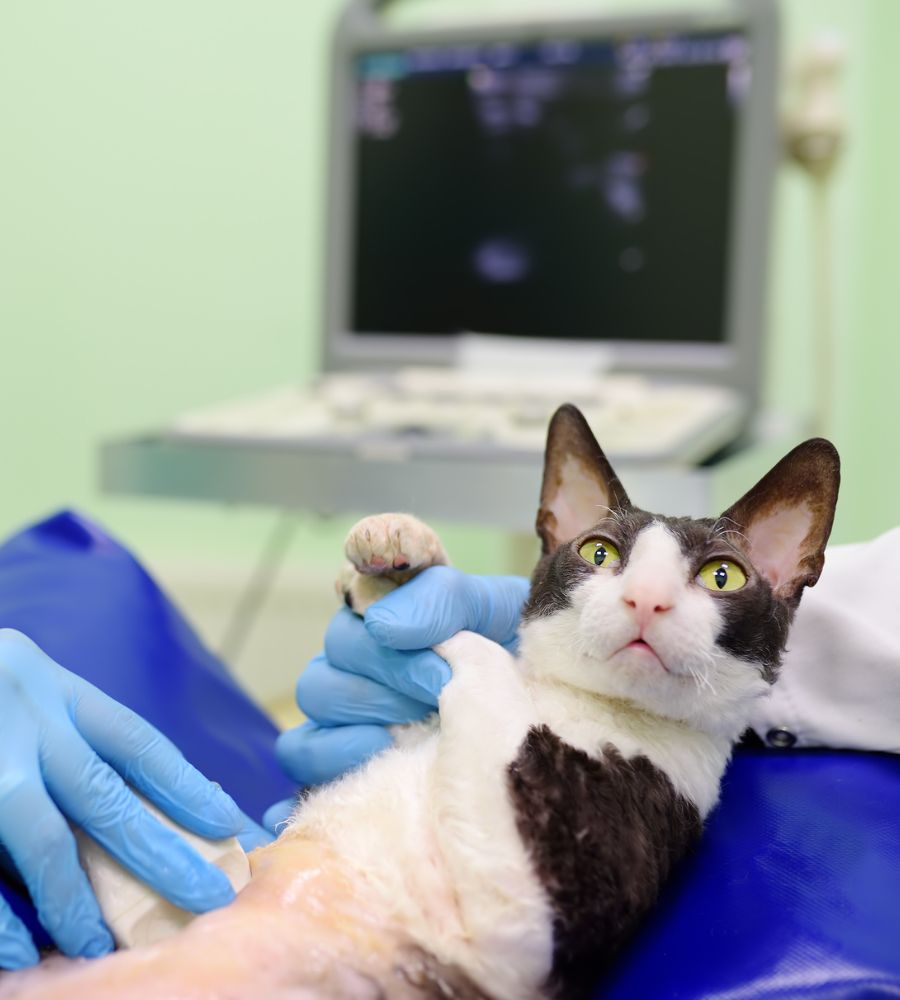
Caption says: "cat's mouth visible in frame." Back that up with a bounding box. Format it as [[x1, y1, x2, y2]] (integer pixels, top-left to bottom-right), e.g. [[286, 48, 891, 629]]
[[620, 638, 670, 673]]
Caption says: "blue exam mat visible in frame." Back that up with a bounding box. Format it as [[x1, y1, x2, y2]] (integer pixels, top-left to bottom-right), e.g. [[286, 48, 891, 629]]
[[606, 748, 900, 998]]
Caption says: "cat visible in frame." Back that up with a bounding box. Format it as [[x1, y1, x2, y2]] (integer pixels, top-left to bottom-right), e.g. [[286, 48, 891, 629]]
[[0, 403, 840, 1000], [297, 402, 840, 999]]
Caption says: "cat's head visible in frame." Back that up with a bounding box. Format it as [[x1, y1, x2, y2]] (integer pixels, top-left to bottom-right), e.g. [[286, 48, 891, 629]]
[[519, 404, 840, 738]]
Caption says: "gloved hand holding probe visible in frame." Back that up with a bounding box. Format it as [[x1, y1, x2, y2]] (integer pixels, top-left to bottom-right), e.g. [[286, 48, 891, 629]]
[[0, 629, 259, 969]]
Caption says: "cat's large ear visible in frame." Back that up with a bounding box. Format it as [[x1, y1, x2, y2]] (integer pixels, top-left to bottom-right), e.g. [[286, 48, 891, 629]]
[[720, 438, 840, 605], [536, 404, 631, 555]]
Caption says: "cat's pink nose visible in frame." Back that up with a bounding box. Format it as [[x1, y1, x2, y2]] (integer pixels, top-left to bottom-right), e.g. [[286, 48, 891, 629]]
[[622, 591, 674, 628]]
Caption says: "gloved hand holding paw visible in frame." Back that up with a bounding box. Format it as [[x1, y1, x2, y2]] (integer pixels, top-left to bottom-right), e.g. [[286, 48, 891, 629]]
[[266, 568, 528, 830]]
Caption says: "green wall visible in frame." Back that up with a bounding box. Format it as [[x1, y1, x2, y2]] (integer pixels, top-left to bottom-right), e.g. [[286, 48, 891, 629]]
[[2, 0, 896, 584]]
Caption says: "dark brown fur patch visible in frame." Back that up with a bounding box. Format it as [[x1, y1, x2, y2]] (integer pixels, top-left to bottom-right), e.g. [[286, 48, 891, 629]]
[[508, 726, 702, 999]]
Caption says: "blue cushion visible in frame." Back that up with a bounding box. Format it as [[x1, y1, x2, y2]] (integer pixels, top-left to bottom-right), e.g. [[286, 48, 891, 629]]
[[2, 510, 899, 996], [602, 748, 900, 998]]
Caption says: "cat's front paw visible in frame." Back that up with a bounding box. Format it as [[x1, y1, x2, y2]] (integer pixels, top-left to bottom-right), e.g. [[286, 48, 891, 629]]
[[338, 513, 449, 615], [433, 630, 516, 679], [345, 513, 449, 577]]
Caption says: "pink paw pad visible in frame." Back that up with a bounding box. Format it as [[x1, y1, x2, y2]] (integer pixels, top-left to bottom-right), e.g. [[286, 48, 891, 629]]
[[358, 556, 388, 574]]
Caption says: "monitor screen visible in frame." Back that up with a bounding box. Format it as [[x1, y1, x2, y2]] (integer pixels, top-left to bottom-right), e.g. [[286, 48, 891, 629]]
[[350, 30, 750, 345]]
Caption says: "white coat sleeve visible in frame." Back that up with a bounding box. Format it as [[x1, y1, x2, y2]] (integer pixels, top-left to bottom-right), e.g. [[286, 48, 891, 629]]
[[747, 527, 900, 751]]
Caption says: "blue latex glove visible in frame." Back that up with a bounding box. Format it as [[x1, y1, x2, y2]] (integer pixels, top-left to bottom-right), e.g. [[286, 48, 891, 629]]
[[0, 629, 260, 969], [265, 568, 528, 830]]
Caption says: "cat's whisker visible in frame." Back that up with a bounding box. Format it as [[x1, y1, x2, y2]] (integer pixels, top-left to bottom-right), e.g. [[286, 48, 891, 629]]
[[690, 664, 717, 696], [684, 648, 718, 695], [575, 632, 604, 661], [711, 516, 749, 546], [592, 505, 623, 526]]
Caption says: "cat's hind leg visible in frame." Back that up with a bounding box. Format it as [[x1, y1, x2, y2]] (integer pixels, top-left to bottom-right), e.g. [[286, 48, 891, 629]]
[[337, 513, 449, 614]]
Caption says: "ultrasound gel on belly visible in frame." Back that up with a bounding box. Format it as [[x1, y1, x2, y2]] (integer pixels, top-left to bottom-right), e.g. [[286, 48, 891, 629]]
[[73, 791, 251, 949]]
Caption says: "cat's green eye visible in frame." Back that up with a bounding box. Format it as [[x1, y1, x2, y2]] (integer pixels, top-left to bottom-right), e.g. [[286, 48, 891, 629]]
[[697, 560, 747, 592], [578, 538, 621, 569]]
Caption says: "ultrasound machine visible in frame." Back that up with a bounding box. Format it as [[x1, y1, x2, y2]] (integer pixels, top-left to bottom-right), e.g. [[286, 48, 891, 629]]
[[103, 0, 781, 525]]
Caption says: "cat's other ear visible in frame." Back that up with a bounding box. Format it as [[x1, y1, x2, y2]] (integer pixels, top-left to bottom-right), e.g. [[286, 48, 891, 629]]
[[536, 404, 631, 555], [720, 438, 840, 606]]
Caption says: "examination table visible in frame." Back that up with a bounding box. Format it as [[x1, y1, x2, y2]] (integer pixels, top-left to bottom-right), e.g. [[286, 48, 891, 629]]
[[1, 511, 898, 998]]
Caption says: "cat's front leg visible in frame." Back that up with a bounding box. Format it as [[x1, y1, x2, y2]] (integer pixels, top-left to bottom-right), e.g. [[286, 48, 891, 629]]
[[337, 513, 450, 615], [433, 630, 536, 761], [431, 632, 552, 996]]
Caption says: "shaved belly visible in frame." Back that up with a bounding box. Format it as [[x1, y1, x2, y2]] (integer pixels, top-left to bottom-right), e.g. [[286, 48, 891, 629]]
[[0, 838, 488, 1000]]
